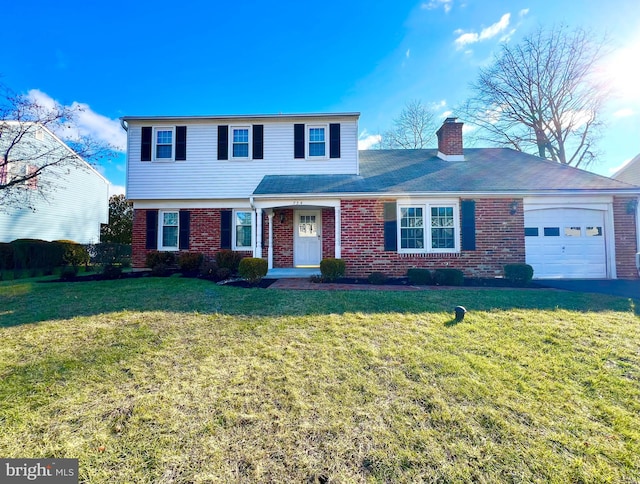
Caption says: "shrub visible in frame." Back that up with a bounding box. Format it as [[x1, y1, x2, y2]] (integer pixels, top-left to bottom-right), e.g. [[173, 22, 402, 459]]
[[60, 266, 78, 281], [178, 252, 204, 274], [238, 258, 268, 283], [215, 250, 243, 272], [367, 272, 388, 285], [320, 258, 345, 282], [0, 243, 14, 270], [504, 263, 534, 285], [11, 239, 63, 273], [215, 267, 232, 281], [151, 263, 172, 277], [433, 268, 464, 286], [407, 268, 432, 285], [102, 264, 123, 280], [56, 240, 90, 268], [198, 258, 218, 280], [145, 251, 176, 269]]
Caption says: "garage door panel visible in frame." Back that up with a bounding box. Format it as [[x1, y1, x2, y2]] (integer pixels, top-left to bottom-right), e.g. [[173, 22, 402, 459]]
[[524, 208, 606, 279]]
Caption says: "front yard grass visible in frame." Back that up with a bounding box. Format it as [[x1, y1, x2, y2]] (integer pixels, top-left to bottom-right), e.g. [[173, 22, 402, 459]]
[[1, 277, 638, 482]]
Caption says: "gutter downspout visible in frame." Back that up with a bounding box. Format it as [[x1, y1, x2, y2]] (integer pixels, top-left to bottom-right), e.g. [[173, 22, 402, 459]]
[[120, 119, 128, 132]]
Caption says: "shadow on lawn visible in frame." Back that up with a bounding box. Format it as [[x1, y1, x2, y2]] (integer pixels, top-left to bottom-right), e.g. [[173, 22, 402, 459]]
[[0, 276, 637, 328]]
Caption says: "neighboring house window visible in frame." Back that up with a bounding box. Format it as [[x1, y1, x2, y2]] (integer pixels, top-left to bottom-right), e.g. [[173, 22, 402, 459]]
[[398, 202, 459, 253], [234, 210, 253, 249], [154, 127, 174, 161], [231, 127, 250, 159], [35, 128, 44, 141], [26, 165, 38, 190], [160, 211, 179, 250], [308, 126, 326, 158]]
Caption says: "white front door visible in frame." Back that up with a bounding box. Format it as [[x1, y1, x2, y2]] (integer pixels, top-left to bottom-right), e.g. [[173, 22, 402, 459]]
[[294, 210, 322, 267], [524, 208, 607, 278]]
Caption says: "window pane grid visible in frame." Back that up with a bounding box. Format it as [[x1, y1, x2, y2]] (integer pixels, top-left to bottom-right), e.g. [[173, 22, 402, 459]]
[[232, 128, 249, 158], [156, 130, 173, 159], [400, 207, 424, 249], [235, 211, 252, 247], [309, 127, 325, 157], [430, 206, 455, 249], [162, 212, 178, 248]]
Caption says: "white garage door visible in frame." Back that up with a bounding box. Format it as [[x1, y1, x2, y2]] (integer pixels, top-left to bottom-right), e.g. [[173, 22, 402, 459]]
[[524, 208, 606, 279]]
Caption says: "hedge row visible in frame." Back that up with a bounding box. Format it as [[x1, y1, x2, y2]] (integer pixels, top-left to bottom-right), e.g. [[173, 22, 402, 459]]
[[0, 239, 131, 272]]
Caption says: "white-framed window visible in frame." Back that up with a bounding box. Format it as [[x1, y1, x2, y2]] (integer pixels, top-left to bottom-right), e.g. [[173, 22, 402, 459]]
[[154, 127, 175, 161], [398, 201, 460, 253], [233, 210, 253, 249], [159, 210, 179, 250], [307, 125, 327, 158], [35, 128, 44, 141], [230, 126, 251, 159]]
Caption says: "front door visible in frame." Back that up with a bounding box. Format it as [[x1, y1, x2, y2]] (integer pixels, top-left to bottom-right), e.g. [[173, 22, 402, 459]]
[[294, 210, 322, 267]]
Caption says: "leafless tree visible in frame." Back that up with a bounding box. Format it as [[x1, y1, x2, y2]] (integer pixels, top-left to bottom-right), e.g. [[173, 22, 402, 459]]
[[0, 83, 112, 211], [459, 25, 609, 167], [381, 100, 438, 149]]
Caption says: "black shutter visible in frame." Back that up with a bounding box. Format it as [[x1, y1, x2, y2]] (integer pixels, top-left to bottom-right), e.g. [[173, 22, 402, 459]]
[[218, 125, 229, 160], [383, 202, 397, 251], [141, 127, 152, 161], [253, 125, 264, 160], [330, 123, 341, 158], [145, 210, 158, 249], [220, 210, 232, 249], [176, 126, 187, 161], [294, 123, 305, 159], [461, 200, 476, 251], [179, 210, 190, 249]]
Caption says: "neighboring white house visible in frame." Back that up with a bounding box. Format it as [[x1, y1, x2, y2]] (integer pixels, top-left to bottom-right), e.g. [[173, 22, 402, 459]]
[[0, 122, 109, 244]]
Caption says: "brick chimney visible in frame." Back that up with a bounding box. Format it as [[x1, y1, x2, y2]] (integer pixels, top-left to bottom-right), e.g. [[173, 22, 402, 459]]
[[436, 117, 464, 161]]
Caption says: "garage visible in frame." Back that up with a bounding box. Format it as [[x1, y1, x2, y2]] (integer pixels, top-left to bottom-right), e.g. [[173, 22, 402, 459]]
[[524, 208, 607, 279]]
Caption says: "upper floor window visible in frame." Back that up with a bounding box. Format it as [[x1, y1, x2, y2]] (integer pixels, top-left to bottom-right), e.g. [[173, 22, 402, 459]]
[[154, 127, 174, 161], [231, 127, 250, 159], [308, 126, 326, 157]]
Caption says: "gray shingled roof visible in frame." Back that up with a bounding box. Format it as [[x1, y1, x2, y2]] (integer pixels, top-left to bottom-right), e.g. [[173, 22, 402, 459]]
[[613, 153, 640, 187], [253, 148, 640, 196]]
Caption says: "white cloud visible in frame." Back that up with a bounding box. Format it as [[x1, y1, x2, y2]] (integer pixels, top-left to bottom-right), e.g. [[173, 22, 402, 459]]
[[109, 184, 126, 197], [26, 90, 126, 152], [422, 0, 452, 13], [405, 48, 411, 59], [431, 99, 447, 110], [608, 158, 632, 174], [440, 110, 453, 118], [358, 131, 382, 150], [454, 13, 511, 49], [613, 108, 635, 118], [519, 8, 529, 17]]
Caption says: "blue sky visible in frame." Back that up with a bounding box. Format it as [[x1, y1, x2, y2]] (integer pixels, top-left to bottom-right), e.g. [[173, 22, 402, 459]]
[[2, 0, 639, 195]]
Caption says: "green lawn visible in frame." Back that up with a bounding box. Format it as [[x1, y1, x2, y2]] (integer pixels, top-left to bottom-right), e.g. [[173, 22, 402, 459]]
[[1, 277, 638, 483]]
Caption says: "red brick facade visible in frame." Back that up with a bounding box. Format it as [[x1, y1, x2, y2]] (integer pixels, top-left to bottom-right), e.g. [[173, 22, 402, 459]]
[[613, 197, 639, 279], [340, 198, 526, 278], [132, 198, 639, 279]]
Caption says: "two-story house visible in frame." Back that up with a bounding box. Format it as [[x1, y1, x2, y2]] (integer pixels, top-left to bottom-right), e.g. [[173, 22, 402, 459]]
[[0, 121, 109, 244], [122, 113, 640, 279]]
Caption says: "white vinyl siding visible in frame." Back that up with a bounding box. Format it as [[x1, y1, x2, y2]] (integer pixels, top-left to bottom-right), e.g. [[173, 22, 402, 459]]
[[0, 128, 109, 243], [126, 118, 359, 200]]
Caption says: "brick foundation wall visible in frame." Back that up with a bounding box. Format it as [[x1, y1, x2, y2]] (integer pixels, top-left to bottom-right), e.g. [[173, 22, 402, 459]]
[[613, 197, 639, 279], [340, 198, 526, 278]]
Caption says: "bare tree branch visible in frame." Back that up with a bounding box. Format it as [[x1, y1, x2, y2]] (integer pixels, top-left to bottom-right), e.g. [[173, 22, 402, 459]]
[[381, 100, 438, 149], [0, 83, 114, 212], [459, 25, 609, 167]]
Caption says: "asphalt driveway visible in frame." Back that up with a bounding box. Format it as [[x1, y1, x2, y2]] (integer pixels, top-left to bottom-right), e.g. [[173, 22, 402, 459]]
[[536, 279, 640, 300]]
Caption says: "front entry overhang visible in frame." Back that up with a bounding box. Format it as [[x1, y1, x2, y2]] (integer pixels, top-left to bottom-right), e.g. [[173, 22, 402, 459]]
[[252, 198, 342, 270]]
